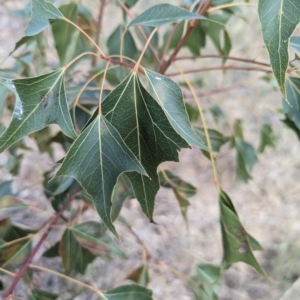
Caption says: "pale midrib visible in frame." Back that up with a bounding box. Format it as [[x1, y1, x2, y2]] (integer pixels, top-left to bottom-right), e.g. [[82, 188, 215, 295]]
[[0, 70, 63, 151]]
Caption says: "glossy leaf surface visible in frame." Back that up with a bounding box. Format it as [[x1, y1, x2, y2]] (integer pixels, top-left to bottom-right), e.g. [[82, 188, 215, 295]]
[[128, 4, 206, 27], [54, 115, 146, 235], [144, 69, 207, 149], [26, 0, 63, 36], [102, 72, 188, 222], [258, 0, 300, 95], [0, 70, 77, 152]]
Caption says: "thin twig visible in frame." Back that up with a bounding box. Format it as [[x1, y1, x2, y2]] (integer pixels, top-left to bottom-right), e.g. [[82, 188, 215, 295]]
[[175, 55, 270, 67], [159, 0, 213, 74], [29, 264, 106, 298], [116, 0, 161, 66], [92, 0, 106, 67], [3, 187, 81, 298], [167, 65, 272, 77]]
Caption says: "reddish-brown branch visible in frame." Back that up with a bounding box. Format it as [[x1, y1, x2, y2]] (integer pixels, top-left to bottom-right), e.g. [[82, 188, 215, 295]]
[[3, 187, 81, 298], [92, 0, 106, 67], [167, 65, 273, 77], [159, 0, 213, 74], [175, 55, 271, 67]]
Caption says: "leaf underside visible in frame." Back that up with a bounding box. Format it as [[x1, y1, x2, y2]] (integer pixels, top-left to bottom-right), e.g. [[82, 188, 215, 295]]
[[258, 0, 300, 96], [25, 0, 63, 36]]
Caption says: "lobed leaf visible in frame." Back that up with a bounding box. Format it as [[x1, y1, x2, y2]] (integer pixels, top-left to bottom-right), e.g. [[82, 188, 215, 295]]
[[0, 70, 77, 153], [54, 115, 147, 235], [25, 0, 63, 36], [128, 4, 206, 27], [101, 72, 189, 222], [258, 0, 300, 96]]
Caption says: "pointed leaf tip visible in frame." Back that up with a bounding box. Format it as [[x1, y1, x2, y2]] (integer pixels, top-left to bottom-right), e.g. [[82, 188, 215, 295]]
[[26, 0, 63, 36], [128, 4, 206, 28], [54, 115, 147, 235], [144, 69, 208, 150], [258, 0, 300, 96], [0, 70, 76, 153]]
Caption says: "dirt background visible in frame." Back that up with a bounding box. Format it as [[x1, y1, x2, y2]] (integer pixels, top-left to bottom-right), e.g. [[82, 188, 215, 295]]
[[1, 0, 300, 299]]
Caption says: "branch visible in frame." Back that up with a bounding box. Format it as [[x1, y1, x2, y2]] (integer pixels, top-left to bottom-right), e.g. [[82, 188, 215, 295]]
[[167, 65, 273, 77], [158, 0, 213, 74], [92, 0, 106, 66], [3, 187, 81, 298], [175, 55, 271, 67]]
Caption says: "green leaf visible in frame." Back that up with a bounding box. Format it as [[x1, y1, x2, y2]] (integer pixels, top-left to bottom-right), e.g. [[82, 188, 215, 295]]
[[0, 70, 77, 153], [235, 138, 258, 182], [219, 189, 267, 277], [52, 3, 78, 66], [102, 71, 189, 222], [25, 0, 63, 36], [0, 181, 14, 197], [72, 221, 125, 257], [0, 78, 9, 118], [43, 241, 60, 258], [258, 0, 300, 96], [128, 4, 206, 27], [209, 105, 228, 125], [185, 103, 200, 122], [30, 289, 59, 300], [0, 223, 32, 270], [59, 227, 97, 274], [258, 124, 276, 153], [54, 115, 147, 235], [144, 69, 207, 150], [104, 284, 153, 300], [290, 36, 300, 52], [111, 174, 134, 222], [283, 77, 300, 129], [282, 115, 300, 139], [108, 25, 138, 60], [159, 170, 196, 223], [200, 13, 232, 58], [0, 196, 27, 221], [195, 127, 230, 157], [8, 36, 36, 57], [188, 264, 221, 300], [127, 265, 150, 287]]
